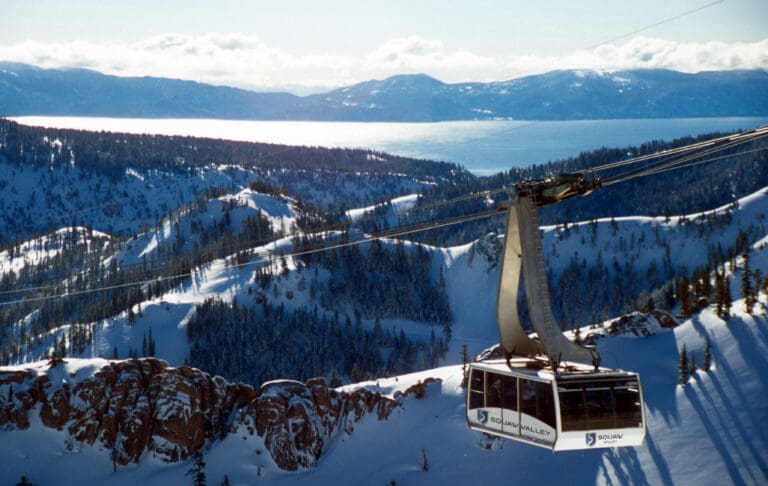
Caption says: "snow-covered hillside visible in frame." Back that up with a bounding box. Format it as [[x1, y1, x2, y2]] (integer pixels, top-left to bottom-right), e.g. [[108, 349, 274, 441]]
[[6, 187, 768, 375], [1, 292, 766, 485], [542, 188, 767, 282], [0, 226, 111, 279], [111, 187, 298, 267], [2, 173, 768, 484], [0, 154, 430, 243]]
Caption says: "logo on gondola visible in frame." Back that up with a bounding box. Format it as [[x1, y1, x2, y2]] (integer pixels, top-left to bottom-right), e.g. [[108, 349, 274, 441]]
[[477, 409, 489, 424], [585, 433, 596, 447]]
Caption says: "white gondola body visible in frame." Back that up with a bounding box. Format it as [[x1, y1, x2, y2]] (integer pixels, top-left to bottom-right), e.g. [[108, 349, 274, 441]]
[[467, 359, 646, 451]]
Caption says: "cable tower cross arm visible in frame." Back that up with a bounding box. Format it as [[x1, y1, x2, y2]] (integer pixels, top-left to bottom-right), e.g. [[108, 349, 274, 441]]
[[512, 172, 602, 207]]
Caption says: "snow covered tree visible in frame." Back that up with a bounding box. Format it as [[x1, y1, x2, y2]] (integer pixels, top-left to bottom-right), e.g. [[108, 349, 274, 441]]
[[688, 352, 696, 378], [714, 270, 731, 320], [186, 451, 206, 486], [703, 337, 712, 372], [148, 327, 156, 356], [742, 248, 755, 314], [678, 275, 692, 318], [678, 343, 689, 386]]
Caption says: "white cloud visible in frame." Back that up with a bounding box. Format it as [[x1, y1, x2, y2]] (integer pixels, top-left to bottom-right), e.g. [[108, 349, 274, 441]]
[[569, 37, 768, 73], [362, 36, 497, 78], [0, 34, 765, 93]]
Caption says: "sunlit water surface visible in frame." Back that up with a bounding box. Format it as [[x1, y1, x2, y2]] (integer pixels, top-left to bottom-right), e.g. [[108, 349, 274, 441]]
[[12, 116, 768, 175]]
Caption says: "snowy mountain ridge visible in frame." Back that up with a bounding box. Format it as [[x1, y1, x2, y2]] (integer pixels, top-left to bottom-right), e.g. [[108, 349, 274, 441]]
[[3, 62, 767, 120]]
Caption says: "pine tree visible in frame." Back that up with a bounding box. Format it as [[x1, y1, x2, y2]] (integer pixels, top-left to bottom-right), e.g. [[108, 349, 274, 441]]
[[421, 448, 429, 472], [714, 270, 725, 318], [714, 270, 732, 320], [678, 275, 692, 318], [678, 343, 689, 386], [148, 327, 156, 356], [57, 335, 66, 358], [701, 269, 712, 298], [703, 337, 712, 372], [688, 352, 696, 378], [742, 248, 755, 314], [186, 451, 206, 486]]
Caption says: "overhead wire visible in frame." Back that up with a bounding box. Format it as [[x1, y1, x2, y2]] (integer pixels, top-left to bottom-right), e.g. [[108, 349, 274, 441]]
[[590, 125, 768, 173], [584, 0, 725, 50], [0, 207, 505, 306], [602, 126, 768, 186], [613, 146, 766, 180], [0, 186, 504, 296]]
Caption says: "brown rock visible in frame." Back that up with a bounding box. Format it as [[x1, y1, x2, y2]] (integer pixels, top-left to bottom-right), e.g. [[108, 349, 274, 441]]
[[650, 310, 678, 328], [40, 385, 71, 430], [1, 358, 403, 472]]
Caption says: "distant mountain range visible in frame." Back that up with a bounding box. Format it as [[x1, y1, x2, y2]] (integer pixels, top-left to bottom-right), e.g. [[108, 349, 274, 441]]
[[1, 61, 767, 121]]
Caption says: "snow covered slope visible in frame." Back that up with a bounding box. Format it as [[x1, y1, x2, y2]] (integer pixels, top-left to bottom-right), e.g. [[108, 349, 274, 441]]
[[1, 293, 766, 485], [2, 187, 767, 484], [7, 187, 768, 379]]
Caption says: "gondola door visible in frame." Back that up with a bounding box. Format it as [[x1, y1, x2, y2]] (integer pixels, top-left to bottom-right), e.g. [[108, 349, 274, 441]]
[[518, 378, 557, 447], [468, 368, 521, 440]]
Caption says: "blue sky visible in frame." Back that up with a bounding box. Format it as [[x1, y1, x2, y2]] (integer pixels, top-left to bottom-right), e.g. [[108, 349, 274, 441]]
[[2, 0, 766, 92]]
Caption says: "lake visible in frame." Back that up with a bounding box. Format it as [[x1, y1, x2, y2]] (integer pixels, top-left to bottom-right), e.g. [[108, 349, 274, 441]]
[[12, 116, 768, 175]]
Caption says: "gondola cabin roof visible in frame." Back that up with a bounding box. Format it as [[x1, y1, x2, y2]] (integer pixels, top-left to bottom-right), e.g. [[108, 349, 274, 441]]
[[469, 358, 640, 382]]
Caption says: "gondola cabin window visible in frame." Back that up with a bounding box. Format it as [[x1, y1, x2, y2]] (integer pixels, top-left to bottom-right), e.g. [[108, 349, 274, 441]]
[[520, 378, 556, 429], [558, 379, 643, 431]]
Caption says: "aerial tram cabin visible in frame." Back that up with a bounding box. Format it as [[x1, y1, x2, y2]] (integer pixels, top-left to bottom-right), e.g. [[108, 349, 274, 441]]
[[466, 175, 647, 451], [466, 359, 645, 450]]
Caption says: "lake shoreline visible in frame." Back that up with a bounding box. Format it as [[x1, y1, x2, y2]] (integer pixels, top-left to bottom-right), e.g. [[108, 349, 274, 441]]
[[10, 116, 768, 176]]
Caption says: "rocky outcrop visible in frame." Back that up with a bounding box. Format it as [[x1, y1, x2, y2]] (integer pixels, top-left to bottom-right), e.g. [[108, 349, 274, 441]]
[[247, 377, 398, 470], [468, 233, 502, 271], [608, 311, 677, 335], [0, 358, 401, 470]]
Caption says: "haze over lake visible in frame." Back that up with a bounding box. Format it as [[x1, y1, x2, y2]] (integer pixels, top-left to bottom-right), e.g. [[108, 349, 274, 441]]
[[13, 116, 768, 175]]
